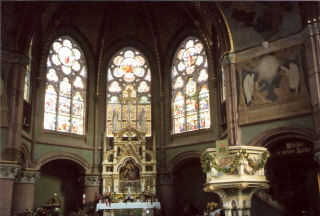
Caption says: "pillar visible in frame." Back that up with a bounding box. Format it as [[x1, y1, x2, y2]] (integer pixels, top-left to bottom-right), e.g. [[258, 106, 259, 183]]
[[11, 169, 41, 215], [304, 21, 320, 134], [81, 174, 100, 213], [0, 162, 20, 216], [1, 50, 29, 162], [157, 173, 176, 216]]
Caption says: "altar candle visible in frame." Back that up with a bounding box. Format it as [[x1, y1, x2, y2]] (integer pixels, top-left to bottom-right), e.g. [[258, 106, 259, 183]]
[[83, 194, 86, 198], [148, 186, 150, 190], [108, 186, 110, 192]]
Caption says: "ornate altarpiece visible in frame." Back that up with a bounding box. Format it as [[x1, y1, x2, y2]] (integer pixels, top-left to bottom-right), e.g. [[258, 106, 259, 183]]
[[101, 125, 157, 198]]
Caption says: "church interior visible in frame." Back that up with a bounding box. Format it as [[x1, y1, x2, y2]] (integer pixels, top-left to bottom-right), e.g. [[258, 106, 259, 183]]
[[1, 1, 320, 216]]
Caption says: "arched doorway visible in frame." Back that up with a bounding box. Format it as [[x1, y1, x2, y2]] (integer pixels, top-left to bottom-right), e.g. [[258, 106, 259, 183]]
[[265, 137, 318, 216], [34, 159, 86, 215], [172, 157, 220, 216]]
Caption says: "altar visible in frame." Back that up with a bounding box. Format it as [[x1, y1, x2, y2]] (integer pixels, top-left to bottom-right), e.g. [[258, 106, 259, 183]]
[[100, 95, 159, 216], [96, 202, 161, 216]]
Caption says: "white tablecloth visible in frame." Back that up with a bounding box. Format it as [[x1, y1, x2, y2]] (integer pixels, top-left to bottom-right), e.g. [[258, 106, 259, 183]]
[[96, 202, 161, 212]]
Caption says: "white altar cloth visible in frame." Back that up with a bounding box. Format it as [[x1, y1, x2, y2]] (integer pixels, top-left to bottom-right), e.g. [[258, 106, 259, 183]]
[[96, 202, 161, 212]]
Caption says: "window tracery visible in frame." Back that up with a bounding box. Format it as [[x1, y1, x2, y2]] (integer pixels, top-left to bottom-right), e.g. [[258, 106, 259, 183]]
[[44, 36, 86, 135], [172, 37, 210, 134], [106, 47, 152, 137]]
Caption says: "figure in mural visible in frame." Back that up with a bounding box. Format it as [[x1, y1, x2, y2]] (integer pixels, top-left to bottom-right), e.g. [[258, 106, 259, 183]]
[[127, 165, 138, 180], [120, 165, 138, 181], [139, 107, 147, 131], [280, 63, 300, 92], [251, 75, 270, 106], [120, 168, 129, 180], [243, 74, 254, 104], [274, 69, 291, 100], [112, 107, 119, 131], [47, 194, 62, 206]]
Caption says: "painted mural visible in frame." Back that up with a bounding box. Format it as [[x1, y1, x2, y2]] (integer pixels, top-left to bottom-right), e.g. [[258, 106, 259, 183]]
[[237, 44, 311, 124]]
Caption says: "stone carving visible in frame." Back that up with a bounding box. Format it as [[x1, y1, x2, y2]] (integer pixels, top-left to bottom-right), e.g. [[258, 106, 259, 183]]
[[0, 163, 20, 179], [80, 175, 101, 186], [15, 170, 41, 183], [157, 173, 176, 185]]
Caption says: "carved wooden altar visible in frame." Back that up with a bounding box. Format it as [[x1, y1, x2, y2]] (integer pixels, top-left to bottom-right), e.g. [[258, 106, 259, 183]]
[[102, 124, 157, 198]]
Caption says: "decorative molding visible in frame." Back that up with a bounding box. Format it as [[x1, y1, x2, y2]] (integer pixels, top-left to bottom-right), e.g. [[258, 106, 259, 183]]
[[157, 173, 176, 185], [0, 162, 21, 179], [80, 174, 101, 186], [15, 170, 41, 184], [1, 49, 29, 67]]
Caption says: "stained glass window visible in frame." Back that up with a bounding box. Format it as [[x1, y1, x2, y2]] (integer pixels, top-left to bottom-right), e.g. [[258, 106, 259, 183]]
[[24, 38, 33, 102], [172, 37, 210, 134], [44, 36, 86, 135], [106, 47, 151, 137]]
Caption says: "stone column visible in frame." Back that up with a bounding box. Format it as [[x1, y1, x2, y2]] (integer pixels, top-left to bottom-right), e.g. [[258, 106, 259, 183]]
[[80, 174, 101, 213], [0, 162, 21, 216], [157, 173, 176, 216], [305, 22, 320, 134], [11, 169, 41, 215], [1, 50, 29, 162], [224, 62, 241, 146]]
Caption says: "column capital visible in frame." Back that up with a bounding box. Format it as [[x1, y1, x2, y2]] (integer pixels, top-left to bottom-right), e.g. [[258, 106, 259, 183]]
[[15, 169, 41, 184], [0, 161, 21, 179], [157, 172, 177, 185], [79, 174, 101, 186], [1, 49, 29, 67]]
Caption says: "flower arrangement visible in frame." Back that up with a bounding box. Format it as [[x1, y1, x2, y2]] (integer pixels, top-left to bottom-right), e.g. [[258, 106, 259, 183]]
[[204, 202, 219, 214], [117, 195, 123, 200], [201, 150, 269, 174]]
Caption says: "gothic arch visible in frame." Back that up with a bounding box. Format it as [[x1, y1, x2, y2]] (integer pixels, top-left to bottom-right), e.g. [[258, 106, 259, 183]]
[[167, 150, 202, 172], [35, 151, 91, 173], [20, 143, 31, 169], [248, 125, 317, 148]]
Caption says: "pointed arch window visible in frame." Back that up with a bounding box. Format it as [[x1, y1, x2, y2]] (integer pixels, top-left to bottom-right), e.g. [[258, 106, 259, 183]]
[[106, 47, 152, 137], [172, 37, 210, 134], [44, 36, 86, 135]]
